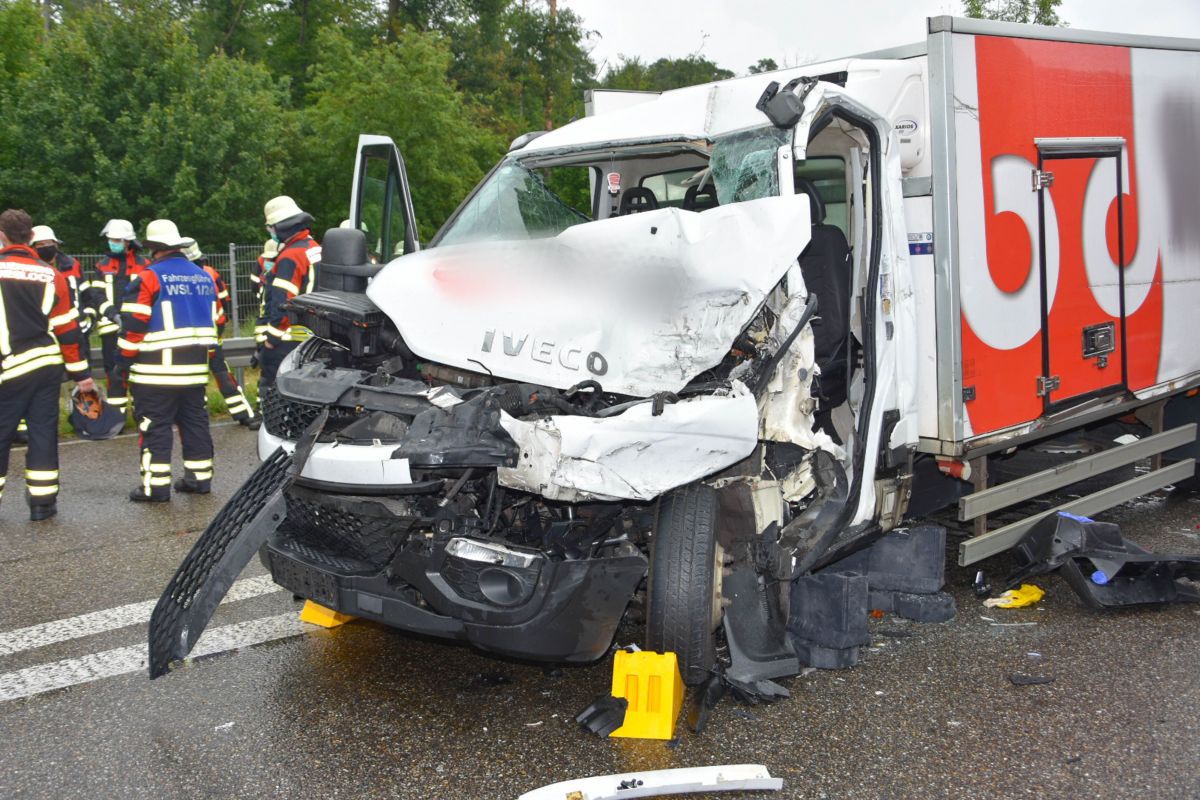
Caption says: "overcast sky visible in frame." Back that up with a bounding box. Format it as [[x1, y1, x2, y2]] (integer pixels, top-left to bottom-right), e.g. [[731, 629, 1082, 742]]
[[565, 0, 1200, 76]]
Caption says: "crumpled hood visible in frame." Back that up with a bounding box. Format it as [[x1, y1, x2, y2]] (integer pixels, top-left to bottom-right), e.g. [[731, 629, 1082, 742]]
[[367, 194, 810, 397]]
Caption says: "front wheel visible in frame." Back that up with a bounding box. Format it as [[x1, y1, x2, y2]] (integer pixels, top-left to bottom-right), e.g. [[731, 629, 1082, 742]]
[[645, 484, 723, 685]]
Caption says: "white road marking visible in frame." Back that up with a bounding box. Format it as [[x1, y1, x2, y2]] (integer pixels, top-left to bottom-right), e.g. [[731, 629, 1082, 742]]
[[0, 612, 313, 702], [0, 574, 283, 657]]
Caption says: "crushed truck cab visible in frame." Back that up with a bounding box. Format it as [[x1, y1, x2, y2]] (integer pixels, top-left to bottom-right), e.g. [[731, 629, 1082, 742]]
[[150, 16, 1200, 682]]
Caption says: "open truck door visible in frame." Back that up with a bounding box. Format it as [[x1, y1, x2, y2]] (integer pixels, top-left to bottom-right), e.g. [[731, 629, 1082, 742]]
[[349, 134, 420, 261]]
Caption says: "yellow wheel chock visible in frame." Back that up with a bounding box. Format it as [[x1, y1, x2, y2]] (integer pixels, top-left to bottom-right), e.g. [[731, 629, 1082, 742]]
[[609, 649, 685, 740], [299, 600, 356, 628]]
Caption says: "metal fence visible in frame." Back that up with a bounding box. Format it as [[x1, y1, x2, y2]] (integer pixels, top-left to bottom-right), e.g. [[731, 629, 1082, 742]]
[[70, 244, 264, 338]]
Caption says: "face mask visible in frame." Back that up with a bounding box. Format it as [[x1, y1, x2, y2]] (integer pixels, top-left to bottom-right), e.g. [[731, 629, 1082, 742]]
[[36, 245, 57, 261], [269, 231, 281, 243], [264, 259, 275, 270], [108, 241, 126, 254]]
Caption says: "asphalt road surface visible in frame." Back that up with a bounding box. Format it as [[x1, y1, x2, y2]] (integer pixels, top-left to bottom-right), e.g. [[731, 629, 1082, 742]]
[[1, 425, 1198, 799]]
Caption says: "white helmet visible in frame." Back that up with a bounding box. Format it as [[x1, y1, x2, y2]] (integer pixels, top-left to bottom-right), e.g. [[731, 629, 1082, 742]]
[[31, 225, 62, 245], [101, 219, 136, 240], [143, 219, 190, 249], [261, 239, 280, 259], [182, 240, 203, 261], [264, 195, 306, 226]]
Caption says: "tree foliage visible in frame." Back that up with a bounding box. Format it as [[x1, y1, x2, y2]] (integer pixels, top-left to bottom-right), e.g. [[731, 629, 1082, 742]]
[[0, 0, 740, 251], [963, 0, 1064, 26], [601, 55, 734, 92]]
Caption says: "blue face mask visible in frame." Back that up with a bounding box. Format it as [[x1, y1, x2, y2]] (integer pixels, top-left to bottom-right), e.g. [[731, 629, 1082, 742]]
[[269, 230, 281, 243], [264, 259, 275, 270], [107, 241, 126, 254]]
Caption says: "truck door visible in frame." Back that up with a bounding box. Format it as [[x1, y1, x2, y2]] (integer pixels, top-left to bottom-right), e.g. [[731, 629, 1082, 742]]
[[1034, 139, 1126, 410], [350, 134, 420, 262]]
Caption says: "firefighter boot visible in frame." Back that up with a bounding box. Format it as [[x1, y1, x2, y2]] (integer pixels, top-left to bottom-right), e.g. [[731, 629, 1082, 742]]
[[29, 500, 57, 522]]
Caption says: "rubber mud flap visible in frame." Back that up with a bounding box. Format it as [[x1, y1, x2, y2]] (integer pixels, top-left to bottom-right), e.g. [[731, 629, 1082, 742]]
[[147, 448, 293, 678]]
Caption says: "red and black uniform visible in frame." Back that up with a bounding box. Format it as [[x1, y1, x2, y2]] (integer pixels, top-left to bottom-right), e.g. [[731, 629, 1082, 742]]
[[49, 251, 91, 367], [0, 244, 90, 511], [86, 246, 149, 409], [260, 229, 320, 387], [118, 253, 219, 499], [198, 261, 252, 423]]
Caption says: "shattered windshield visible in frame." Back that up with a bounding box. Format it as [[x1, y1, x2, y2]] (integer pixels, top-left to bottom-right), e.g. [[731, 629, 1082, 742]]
[[710, 126, 790, 205], [436, 159, 591, 247]]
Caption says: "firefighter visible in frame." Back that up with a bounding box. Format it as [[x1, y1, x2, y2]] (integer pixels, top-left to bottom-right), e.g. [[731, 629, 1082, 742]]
[[116, 219, 218, 502], [259, 196, 321, 391], [246, 238, 279, 431], [88, 219, 148, 413], [183, 240, 255, 425], [31, 225, 91, 367], [0, 209, 95, 521]]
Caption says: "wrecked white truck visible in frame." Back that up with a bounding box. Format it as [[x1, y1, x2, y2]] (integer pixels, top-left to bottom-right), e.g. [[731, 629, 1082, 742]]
[[150, 17, 1200, 682]]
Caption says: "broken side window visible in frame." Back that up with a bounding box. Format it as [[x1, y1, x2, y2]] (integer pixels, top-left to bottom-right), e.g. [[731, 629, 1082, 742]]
[[710, 126, 790, 205], [437, 159, 591, 246]]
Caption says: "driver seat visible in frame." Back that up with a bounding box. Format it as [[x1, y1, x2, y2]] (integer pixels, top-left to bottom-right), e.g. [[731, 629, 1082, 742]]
[[796, 179, 852, 409], [619, 187, 659, 214]]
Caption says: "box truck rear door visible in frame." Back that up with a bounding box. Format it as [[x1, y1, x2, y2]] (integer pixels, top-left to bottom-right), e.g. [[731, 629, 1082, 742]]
[[1034, 138, 1128, 411]]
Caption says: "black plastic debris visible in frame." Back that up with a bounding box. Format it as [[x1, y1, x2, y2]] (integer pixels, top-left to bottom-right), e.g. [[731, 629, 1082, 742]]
[[825, 525, 957, 623], [788, 572, 870, 669], [1009, 673, 1056, 686], [576, 695, 628, 737], [687, 666, 790, 734], [1007, 512, 1200, 609]]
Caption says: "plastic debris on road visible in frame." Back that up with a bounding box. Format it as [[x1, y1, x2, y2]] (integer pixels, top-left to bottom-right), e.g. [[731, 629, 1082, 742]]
[[983, 584, 1045, 608]]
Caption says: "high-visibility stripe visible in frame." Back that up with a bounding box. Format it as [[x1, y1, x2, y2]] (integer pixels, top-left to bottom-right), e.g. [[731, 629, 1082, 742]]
[[26, 470, 58, 481], [162, 300, 175, 331], [129, 374, 210, 386], [28, 485, 58, 497], [131, 363, 210, 375], [0, 354, 64, 383], [148, 476, 172, 487], [64, 360, 88, 373], [217, 289, 230, 300], [138, 417, 151, 432], [49, 308, 78, 327], [273, 277, 301, 295], [148, 463, 171, 474], [265, 325, 286, 338], [0, 476, 7, 487], [183, 459, 213, 470], [2, 344, 61, 369], [142, 326, 217, 342], [122, 303, 152, 316], [191, 471, 213, 481], [41, 282, 54, 315], [134, 337, 218, 352], [0, 284, 9, 355]]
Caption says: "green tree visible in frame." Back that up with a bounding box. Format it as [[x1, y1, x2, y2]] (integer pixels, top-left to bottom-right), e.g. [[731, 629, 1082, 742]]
[[601, 54, 734, 91], [748, 57, 778, 75], [295, 25, 502, 240], [963, 0, 1064, 26], [0, 0, 290, 247]]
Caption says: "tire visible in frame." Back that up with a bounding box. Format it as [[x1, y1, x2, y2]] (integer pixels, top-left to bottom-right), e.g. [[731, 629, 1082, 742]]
[[989, 434, 1135, 496], [645, 484, 722, 685]]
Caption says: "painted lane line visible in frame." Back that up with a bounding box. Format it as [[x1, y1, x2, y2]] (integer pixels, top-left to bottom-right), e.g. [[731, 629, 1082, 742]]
[[0, 612, 313, 702], [0, 574, 283, 657]]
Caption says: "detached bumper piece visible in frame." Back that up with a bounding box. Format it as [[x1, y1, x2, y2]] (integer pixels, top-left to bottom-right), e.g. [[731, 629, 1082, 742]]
[[148, 448, 293, 678], [518, 765, 783, 800], [1007, 512, 1200, 608]]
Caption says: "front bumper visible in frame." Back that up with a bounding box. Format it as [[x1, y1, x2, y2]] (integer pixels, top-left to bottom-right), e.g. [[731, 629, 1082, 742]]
[[260, 495, 646, 663]]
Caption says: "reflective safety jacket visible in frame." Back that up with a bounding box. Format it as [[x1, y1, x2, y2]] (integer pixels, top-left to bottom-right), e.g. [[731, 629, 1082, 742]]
[[198, 262, 231, 338], [0, 244, 88, 385], [88, 248, 149, 335], [253, 255, 273, 344], [263, 230, 320, 344], [118, 254, 220, 387], [50, 251, 85, 316]]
